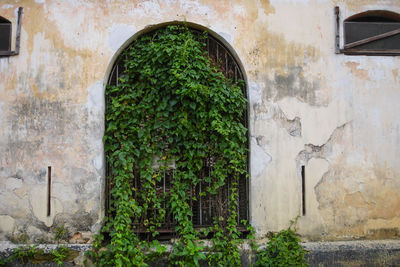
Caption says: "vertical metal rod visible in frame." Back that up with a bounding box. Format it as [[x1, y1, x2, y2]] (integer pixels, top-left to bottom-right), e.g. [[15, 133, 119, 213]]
[[116, 65, 119, 86], [234, 66, 237, 83], [162, 172, 166, 223], [335, 6, 341, 54], [301, 165, 306, 216], [237, 179, 240, 224], [105, 163, 109, 215], [190, 181, 193, 220], [163, 172, 166, 193], [199, 182, 202, 225], [108, 164, 111, 213], [216, 43, 219, 62], [171, 169, 175, 224], [14, 7, 23, 55], [207, 37, 210, 57], [246, 174, 249, 220], [47, 166, 51, 217], [225, 50, 228, 75], [125, 54, 128, 71], [208, 164, 211, 218]]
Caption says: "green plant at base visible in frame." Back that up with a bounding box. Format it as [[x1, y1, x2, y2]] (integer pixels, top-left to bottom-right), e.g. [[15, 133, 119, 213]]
[[256, 223, 308, 267], [2, 245, 76, 266], [0, 257, 7, 266], [88, 24, 251, 266], [52, 245, 69, 266], [7, 245, 44, 264], [53, 224, 67, 243]]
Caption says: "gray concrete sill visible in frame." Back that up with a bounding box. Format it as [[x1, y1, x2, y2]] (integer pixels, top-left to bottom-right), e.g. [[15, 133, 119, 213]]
[[1, 240, 400, 266]]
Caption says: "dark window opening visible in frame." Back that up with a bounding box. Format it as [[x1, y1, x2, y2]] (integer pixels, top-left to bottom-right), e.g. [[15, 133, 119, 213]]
[[343, 10, 400, 55], [0, 16, 12, 52], [105, 27, 249, 240]]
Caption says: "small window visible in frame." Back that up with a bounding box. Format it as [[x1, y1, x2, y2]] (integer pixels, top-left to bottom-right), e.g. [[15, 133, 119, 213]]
[[343, 10, 400, 55], [0, 16, 12, 52]]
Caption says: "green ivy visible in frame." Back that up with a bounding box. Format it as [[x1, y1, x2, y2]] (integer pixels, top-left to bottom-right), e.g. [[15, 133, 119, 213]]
[[1, 245, 75, 266], [88, 25, 250, 266], [6, 245, 43, 265], [256, 224, 308, 267], [52, 246, 69, 266]]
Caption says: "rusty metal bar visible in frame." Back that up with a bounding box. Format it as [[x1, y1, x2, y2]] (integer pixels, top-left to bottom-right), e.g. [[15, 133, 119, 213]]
[[116, 64, 119, 86], [216, 42, 219, 62], [344, 28, 400, 49], [301, 165, 306, 216], [208, 162, 211, 222], [207, 37, 210, 57], [335, 6, 341, 54], [199, 181, 202, 225], [14, 7, 23, 55], [225, 50, 228, 76], [163, 171, 166, 211], [47, 166, 51, 217], [343, 49, 400, 55]]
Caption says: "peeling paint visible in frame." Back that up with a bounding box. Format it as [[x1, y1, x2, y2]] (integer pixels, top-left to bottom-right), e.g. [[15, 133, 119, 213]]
[[0, 0, 400, 243], [345, 61, 370, 81], [250, 137, 272, 178], [1, 4, 14, 9]]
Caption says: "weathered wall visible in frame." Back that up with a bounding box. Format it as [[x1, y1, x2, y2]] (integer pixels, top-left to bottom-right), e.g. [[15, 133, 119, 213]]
[[0, 0, 399, 243]]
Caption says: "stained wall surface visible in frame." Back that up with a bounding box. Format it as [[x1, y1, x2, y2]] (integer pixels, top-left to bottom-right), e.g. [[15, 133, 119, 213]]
[[0, 0, 399, 243]]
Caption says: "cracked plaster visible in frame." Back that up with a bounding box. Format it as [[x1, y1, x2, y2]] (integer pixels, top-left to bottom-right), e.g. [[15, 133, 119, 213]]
[[0, 0, 399, 243]]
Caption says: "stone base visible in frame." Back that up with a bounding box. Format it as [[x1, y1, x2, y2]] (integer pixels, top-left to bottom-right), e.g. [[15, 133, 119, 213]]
[[1, 240, 400, 266], [304, 240, 400, 267]]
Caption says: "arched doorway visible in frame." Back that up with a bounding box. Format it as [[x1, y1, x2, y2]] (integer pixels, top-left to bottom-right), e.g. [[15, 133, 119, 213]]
[[104, 24, 249, 239]]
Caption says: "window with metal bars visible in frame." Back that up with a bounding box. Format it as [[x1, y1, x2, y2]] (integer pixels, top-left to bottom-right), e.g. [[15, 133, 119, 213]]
[[343, 10, 400, 55], [105, 27, 249, 240]]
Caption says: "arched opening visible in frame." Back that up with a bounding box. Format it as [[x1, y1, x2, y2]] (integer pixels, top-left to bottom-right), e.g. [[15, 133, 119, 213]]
[[104, 24, 249, 240], [345, 10, 400, 22], [343, 10, 400, 54]]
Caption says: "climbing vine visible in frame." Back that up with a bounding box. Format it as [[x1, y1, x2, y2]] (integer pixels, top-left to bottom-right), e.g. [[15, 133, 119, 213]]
[[88, 25, 249, 266]]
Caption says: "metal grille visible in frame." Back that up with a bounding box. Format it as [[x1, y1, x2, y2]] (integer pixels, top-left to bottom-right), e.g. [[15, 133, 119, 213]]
[[342, 10, 400, 55], [105, 29, 249, 239]]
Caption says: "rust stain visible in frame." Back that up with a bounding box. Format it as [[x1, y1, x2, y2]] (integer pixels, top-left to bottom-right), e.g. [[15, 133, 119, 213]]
[[0, 0, 111, 104], [316, 164, 400, 240], [393, 69, 399, 82], [29, 78, 55, 101], [238, 24, 319, 79], [259, 0, 275, 16], [364, 217, 400, 239], [345, 61, 370, 81], [344, 192, 369, 209]]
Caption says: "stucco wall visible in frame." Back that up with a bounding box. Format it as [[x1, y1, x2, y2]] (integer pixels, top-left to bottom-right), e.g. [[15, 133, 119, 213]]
[[0, 0, 399, 243]]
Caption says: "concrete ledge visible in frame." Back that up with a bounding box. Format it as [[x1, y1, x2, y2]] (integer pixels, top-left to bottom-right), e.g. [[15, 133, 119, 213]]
[[0, 241, 92, 257], [304, 240, 400, 267], [1, 240, 400, 266]]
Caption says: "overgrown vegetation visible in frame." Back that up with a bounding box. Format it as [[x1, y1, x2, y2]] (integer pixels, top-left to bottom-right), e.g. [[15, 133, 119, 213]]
[[53, 224, 68, 243], [86, 24, 308, 267], [6, 245, 42, 264], [51, 246, 69, 266], [0, 24, 309, 267], [88, 25, 249, 266], [256, 222, 308, 267], [0, 245, 74, 266]]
